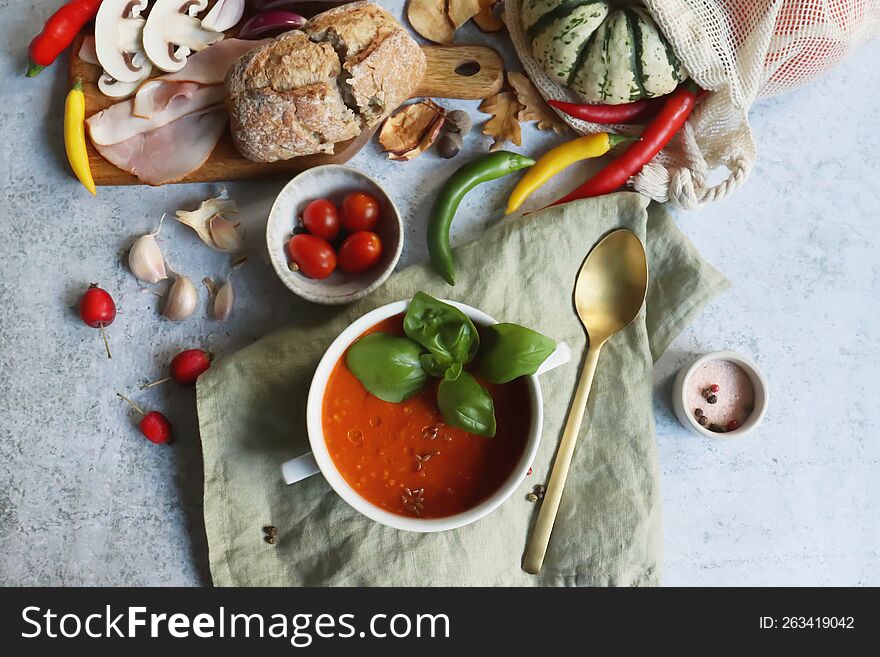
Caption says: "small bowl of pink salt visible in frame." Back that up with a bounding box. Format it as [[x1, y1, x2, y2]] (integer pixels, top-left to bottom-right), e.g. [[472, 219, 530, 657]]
[[672, 350, 768, 438]]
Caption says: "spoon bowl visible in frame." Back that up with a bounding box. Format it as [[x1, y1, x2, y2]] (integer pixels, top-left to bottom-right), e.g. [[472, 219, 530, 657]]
[[523, 229, 648, 574], [575, 229, 649, 343]]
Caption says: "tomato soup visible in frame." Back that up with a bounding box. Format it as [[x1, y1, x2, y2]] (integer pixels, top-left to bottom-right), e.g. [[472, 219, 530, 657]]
[[322, 314, 531, 519]]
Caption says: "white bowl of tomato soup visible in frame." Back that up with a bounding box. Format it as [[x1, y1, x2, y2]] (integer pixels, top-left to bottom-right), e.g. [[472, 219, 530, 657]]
[[281, 299, 571, 532]]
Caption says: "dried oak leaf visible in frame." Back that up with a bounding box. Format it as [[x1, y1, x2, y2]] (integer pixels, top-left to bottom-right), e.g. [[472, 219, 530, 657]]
[[474, 0, 504, 32], [508, 72, 567, 133], [478, 90, 523, 152], [379, 100, 447, 161], [407, 0, 454, 45], [447, 0, 480, 29]]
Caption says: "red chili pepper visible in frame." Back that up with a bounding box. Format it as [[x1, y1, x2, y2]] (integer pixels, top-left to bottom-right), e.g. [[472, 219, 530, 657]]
[[27, 0, 103, 77], [548, 97, 663, 125], [549, 81, 702, 207]]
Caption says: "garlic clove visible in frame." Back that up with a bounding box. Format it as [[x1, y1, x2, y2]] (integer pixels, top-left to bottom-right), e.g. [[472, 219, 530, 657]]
[[128, 233, 167, 284], [162, 275, 198, 321], [209, 215, 244, 253], [176, 195, 239, 251], [212, 278, 234, 322]]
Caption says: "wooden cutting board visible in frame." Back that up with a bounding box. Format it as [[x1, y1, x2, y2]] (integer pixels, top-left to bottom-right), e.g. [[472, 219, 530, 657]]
[[68, 35, 504, 186]]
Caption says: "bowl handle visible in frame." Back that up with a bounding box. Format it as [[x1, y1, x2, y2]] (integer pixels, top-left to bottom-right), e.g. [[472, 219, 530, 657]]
[[281, 452, 320, 485], [535, 341, 571, 377]]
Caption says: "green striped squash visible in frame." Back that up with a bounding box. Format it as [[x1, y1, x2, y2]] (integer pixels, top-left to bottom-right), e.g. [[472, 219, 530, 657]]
[[523, 1, 687, 104]]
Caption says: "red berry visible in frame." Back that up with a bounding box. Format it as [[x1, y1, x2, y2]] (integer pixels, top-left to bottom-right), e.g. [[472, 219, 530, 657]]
[[169, 349, 212, 385], [527, 467, 533, 476], [139, 411, 173, 445], [79, 284, 116, 327], [79, 284, 116, 358], [726, 420, 738, 431], [710, 384, 720, 393]]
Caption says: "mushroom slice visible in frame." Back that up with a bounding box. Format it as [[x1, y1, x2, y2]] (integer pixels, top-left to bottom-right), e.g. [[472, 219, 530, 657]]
[[143, 0, 226, 73], [95, 0, 153, 84], [98, 72, 149, 98]]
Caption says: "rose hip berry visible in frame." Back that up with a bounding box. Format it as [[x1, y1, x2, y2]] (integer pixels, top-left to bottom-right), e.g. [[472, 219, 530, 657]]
[[170, 349, 212, 385], [139, 411, 173, 444], [117, 393, 173, 445], [79, 284, 116, 359]]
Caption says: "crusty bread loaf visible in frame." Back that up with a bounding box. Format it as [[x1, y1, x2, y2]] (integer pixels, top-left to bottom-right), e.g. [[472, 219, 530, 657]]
[[227, 2, 426, 163]]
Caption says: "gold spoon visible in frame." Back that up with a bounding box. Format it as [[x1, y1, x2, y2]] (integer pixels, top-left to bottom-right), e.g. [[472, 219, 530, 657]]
[[523, 229, 648, 574]]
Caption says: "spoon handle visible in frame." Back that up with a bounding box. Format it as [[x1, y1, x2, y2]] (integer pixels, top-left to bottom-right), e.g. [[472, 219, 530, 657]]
[[522, 343, 602, 575]]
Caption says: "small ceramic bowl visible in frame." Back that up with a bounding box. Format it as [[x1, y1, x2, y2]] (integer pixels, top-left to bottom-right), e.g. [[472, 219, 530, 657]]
[[672, 350, 769, 439], [266, 165, 403, 305]]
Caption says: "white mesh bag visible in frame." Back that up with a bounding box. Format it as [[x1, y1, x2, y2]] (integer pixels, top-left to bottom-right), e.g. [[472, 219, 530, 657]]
[[507, 0, 880, 209]]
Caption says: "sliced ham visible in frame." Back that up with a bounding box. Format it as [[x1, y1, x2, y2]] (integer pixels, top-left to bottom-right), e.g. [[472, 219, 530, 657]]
[[132, 81, 202, 118], [132, 39, 270, 117], [93, 109, 228, 186], [86, 84, 225, 145]]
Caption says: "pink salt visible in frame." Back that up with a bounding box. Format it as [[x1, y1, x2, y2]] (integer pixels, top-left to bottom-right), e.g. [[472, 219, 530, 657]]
[[687, 359, 755, 429]]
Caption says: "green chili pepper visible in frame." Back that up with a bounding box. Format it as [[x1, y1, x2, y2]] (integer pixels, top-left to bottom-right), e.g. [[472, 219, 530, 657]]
[[428, 151, 536, 285]]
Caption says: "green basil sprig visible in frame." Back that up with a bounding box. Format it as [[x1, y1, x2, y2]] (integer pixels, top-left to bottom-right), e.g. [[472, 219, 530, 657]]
[[438, 372, 496, 437], [404, 292, 479, 372], [345, 333, 428, 403], [477, 323, 558, 384], [344, 292, 557, 439]]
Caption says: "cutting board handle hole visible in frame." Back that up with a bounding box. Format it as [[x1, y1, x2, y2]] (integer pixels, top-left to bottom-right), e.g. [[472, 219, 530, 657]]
[[454, 61, 481, 77]]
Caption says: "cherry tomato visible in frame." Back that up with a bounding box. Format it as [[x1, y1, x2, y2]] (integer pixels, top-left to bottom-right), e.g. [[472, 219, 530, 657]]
[[287, 234, 337, 279], [338, 231, 383, 274], [302, 199, 339, 240], [341, 192, 380, 232]]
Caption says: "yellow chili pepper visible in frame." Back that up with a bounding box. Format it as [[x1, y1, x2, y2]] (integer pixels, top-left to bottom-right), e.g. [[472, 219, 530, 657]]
[[64, 78, 96, 196], [505, 132, 633, 214]]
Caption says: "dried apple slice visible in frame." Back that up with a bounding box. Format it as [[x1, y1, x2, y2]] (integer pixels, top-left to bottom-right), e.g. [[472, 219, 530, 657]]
[[379, 100, 447, 161]]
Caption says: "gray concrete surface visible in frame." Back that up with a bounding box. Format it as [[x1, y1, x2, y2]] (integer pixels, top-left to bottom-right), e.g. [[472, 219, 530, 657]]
[[1, 2, 877, 585]]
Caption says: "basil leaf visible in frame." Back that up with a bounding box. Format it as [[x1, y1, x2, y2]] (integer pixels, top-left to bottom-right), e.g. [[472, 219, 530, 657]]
[[477, 323, 557, 384], [404, 292, 479, 368], [444, 361, 463, 381], [437, 372, 496, 437], [419, 353, 448, 378], [345, 333, 427, 403]]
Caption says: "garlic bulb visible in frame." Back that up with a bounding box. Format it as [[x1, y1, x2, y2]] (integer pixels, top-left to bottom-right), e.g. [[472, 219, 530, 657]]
[[212, 278, 234, 321], [128, 215, 168, 284], [162, 275, 198, 321]]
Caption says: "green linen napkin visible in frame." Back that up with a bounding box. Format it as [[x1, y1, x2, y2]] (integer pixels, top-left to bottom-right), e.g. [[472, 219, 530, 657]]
[[197, 192, 727, 586]]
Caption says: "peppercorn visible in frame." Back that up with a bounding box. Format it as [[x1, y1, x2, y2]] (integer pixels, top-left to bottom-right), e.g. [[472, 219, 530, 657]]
[[726, 420, 739, 431], [698, 415, 709, 427], [264, 535, 276, 545], [526, 493, 538, 503], [706, 394, 718, 404], [709, 383, 720, 393], [694, 408, 704, 418]]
